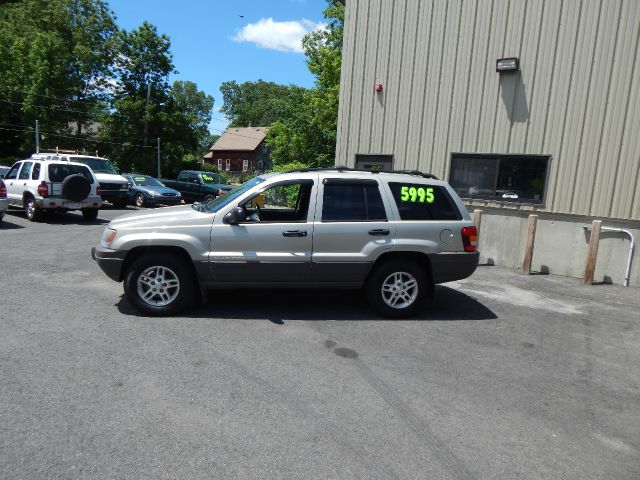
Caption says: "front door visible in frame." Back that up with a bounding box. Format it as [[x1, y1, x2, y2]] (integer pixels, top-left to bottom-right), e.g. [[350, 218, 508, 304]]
[[209, 179, 316, 284]]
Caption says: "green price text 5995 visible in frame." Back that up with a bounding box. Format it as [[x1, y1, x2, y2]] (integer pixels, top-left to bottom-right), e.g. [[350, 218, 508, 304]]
[[400, 186, 434, 203]]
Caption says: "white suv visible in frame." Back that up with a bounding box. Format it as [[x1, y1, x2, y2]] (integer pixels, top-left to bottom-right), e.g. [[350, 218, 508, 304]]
[[3, 159, 103, 221]]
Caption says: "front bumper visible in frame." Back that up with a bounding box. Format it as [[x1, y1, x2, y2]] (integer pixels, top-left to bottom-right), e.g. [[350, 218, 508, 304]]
[[145, 196, 182, 206], [92, 246, 127, 282], [101, 190, 128, 203], [429, 251, 480, 284]]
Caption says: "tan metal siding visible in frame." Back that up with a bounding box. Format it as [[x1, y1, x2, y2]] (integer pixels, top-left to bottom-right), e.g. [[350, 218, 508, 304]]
[[337, 0, 640, 220]]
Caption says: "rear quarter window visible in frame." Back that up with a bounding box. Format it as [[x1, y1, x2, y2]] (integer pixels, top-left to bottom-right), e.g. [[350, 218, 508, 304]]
[[388, 182, 461, 220]]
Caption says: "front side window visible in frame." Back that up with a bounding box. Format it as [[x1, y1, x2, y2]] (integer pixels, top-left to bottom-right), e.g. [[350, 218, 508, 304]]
[[321, 179, 387, 222], [388, 182, 461, 220], [449, 153, 550, 203], [241, 181, 313, 223], [5, 163, 20, 180]]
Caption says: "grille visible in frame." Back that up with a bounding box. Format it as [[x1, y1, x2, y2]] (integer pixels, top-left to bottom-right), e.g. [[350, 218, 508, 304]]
[[100, 182, 127, 190], [162, 192, 178, 197]]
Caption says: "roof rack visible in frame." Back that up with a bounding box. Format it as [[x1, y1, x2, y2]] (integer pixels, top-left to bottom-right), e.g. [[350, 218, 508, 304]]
[[284, 166, 438, 180]]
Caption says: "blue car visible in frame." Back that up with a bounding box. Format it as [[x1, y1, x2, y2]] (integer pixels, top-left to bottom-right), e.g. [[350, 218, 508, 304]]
[[122, 174, 182, 208]]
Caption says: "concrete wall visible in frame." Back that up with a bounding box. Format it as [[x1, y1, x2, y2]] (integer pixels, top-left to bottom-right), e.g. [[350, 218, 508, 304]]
[[474, 207, 640, 287]]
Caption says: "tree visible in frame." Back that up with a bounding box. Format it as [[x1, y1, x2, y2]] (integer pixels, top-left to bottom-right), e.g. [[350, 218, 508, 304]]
[[100, 22, 175, 172], [0, 0, 117, 158], [265, 0, 344, 168], [220, 80, 307, 128]]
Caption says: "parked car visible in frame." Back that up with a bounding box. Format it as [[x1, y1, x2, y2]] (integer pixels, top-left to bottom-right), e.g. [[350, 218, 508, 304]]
[[93, 168, 479, 317], [122, 173, 182, 208], [4, 158, 102, 221], [32, 153, 129, 207], [160, 170, 232, 203], [0, 178, 8, 225], [0, 165, 10, 178]]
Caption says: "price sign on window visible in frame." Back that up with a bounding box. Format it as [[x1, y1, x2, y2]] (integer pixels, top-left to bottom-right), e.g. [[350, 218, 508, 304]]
[[201, 174, 214, 181], [399, 186, 434, 203], [134, 177, 146, 182]]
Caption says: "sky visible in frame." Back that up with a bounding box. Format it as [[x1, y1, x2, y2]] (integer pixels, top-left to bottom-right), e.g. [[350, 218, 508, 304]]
[[107, 0, 330, 135]]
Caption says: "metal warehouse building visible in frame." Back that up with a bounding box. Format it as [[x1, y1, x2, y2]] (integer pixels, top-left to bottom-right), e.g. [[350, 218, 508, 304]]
[[336, 0, 640, 286]]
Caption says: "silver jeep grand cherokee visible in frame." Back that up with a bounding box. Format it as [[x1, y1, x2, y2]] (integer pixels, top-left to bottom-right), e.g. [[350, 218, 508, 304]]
[[92, 168, 479, 318]]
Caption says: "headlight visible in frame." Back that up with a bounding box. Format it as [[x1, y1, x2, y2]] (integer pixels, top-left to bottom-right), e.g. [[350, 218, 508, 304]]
[[149, 191, 158, 197], [100, 228, 117, 248]]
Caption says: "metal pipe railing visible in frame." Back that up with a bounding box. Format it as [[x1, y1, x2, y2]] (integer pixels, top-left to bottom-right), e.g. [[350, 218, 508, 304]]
[[584, 225, 635, 287]]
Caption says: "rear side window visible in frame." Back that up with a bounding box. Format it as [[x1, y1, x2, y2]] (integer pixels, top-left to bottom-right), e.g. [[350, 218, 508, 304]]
[[322, 179, 387, 222], [48, 164, 94, 183], [18, 162, 33, 180], [388, 182, 461, 220]]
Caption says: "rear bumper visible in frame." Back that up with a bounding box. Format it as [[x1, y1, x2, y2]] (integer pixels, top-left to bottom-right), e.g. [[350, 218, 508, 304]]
[[37, 196, 102, 209], [429, 251, 480, 284], [92, 246, 127, 282]]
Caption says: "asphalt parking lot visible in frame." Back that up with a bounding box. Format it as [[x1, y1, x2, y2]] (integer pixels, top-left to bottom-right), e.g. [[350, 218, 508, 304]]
[[1, 206, 639, 479]]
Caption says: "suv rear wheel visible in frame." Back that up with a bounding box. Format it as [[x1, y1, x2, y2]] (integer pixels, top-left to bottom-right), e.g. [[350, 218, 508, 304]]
[[81, 208, 99, 221], [124, 253, 198, 316], [366, 259, 430, 318], [24, 196, 43, 222]]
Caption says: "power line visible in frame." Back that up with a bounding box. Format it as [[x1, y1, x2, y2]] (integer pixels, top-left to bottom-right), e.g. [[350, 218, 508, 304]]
[[0, 125, 153, 149], [0, 98, 100, 115], [1, 86, 110, 105]]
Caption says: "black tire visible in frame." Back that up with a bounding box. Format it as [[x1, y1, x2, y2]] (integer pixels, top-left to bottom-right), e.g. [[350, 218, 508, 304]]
[[365, 259, 430, 318], [61, 174, 91, 202], [203, 194, 215, 203], [134, 193, 146, 208], [81, 208, 99, 221], [24, 196, 43, 222], [124, 253, 199, 316]]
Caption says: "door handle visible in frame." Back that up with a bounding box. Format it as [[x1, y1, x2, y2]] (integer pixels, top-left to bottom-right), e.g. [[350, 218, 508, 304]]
[[368, 229, 390, 236], [282, 230, 308, 237]]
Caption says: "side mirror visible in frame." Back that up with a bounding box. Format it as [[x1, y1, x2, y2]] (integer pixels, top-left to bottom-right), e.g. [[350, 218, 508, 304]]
[[223, 206, 245, 225]]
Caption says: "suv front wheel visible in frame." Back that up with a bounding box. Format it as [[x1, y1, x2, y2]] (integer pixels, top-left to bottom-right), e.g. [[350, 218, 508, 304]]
[[124, 253, 198, 316], [366, 259, 430, 318]]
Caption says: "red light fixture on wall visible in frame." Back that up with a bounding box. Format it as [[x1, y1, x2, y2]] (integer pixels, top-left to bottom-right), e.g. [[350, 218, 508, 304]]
[[375, 83, 383, 93]]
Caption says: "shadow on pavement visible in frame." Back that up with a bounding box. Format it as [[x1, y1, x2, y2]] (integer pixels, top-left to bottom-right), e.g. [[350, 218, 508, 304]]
[[116, 285, 497, 322], [6, 209, 109, 225], [0, 218, 25, 229]]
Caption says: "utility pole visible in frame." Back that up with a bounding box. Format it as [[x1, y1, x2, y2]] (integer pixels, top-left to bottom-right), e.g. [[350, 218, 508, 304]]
[[157, 138, 161, 178], [35, 119, 39, 153]]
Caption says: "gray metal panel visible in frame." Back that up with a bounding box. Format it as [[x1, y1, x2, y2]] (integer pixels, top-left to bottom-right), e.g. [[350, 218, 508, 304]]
[[337, 0, 640, 220]]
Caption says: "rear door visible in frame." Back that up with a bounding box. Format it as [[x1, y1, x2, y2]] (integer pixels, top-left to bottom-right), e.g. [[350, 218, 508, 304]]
[[311, 178, 395, 284]]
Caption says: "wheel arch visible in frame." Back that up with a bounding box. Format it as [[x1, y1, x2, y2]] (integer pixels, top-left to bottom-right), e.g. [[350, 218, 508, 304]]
[[122, 245, 199, 287], [366, 251, 434, 288]]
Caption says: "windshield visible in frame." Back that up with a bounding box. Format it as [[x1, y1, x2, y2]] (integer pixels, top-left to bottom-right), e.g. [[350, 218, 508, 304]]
[[71, 156, 118, 174], [193, 177, 265, 213], [131, 175, 164, 187], [200, 173, 226, 184]]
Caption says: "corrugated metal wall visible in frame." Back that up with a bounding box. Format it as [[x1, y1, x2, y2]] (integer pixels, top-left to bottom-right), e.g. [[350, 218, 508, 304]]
[[336, 0, 640, 220]]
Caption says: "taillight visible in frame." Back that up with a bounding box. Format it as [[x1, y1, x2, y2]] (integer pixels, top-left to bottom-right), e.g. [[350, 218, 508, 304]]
[[37, 181, 48, 197], [461, 226, 478, 252], [96, 185, 102, 196], [0, 180, 6, 199]]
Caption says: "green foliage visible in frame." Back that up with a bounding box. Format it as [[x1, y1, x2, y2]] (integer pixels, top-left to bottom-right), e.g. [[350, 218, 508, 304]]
[[220, 80, 307, 128], [0, 2, 213, 171], [264, 0, 344, 169]]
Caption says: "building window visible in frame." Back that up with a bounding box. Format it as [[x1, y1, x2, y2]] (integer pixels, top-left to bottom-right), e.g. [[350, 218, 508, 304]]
[[449, 153, 550, 204], [217, 159, 222, 171], [225, 159, 230, 171], [355, 154, 393, 171], [242, 159, 248, 172]]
